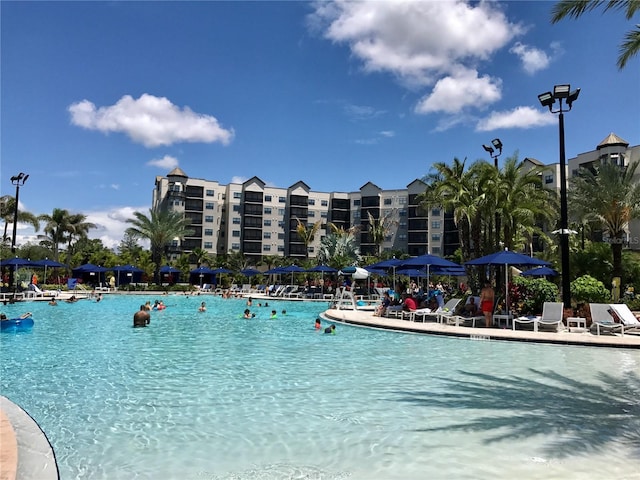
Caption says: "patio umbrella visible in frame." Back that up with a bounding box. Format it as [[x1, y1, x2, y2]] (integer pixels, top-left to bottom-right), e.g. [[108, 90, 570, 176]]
[[160, 265, 181, 284], [306, 264, 337, 285], [33, 258, 66, 285], [240, 268, 262, 277], [521, 266, 558, 277], [399, 254, 461, 294], [189, 266, 216, 286], [280, 265, 306, 285], [366, 258, 403, 291], [72, 263, 108, 287], [0, 257, 38, 267], [465, 249, 550, 312]]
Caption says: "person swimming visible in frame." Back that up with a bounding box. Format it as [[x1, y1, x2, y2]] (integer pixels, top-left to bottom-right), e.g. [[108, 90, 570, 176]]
[[324, 324, 336, 334], [198, 302, 206, 312], [315, 318, 322, 330], [243, 309, 252, 319], [270, 310, 277, 319]]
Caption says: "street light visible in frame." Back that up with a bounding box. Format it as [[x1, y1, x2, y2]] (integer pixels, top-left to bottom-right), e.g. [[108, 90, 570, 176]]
[[538, 84, 580, 309], [10, 172, 29, 253], [482, 138, 503, 167]]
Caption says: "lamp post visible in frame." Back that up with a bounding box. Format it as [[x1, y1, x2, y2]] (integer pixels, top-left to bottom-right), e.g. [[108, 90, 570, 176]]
[[538, 84, 580, 309], [482, 138, 503, 168], [10, 172, 29, 253], [482, 139, 503, 251]]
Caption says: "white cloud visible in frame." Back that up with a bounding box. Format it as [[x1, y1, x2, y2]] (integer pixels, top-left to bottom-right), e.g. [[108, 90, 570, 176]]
[[344, 103, 385, 120], [69, 94, 235, 148], [84, 205, 149, 250], [309, 0, 523, 87], [475, 106, 556, 131], [509, 42, 550, 74], [147, 155, 179, 170], [379, 130, 395, 138], [415, 69, 502, 114], [111, 184, 120, 190], [230, 176, 248, 184]]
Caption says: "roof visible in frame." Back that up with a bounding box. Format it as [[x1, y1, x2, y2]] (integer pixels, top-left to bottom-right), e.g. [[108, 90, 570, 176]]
[[167, 167, 188, 177], [597, 133, 629, 149]]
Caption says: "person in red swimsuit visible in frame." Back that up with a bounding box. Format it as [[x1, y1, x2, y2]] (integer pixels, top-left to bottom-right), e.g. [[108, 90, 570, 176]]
[[480, 282, 495, 328]]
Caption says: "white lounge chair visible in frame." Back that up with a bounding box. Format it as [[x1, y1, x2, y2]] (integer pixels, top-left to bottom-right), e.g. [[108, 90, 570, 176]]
[[606, 303, 640, 336], [513, 302, 564, 332], [589, 303, 623, 335], [448, 297, 483, 327]]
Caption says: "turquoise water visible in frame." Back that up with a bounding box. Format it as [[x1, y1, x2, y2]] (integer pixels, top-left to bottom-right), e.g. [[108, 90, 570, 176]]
[[1, 294, 639, 480]]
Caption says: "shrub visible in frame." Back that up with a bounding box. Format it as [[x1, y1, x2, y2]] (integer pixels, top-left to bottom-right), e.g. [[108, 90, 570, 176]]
[[570, 275, 610, 305], [509, 276, 559, 316]]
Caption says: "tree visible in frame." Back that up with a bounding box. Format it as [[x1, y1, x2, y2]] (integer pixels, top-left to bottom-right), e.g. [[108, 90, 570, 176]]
[[1, 195, 40, 246], [551, 0, 640, 69], [295, 218, 322, 259], [366, 211, 398, 256], [125, 207, 193, 284], [569, 161, 640, 280], [191, 248, 210, 268], [65, 213, 96, 258], [317, 224, 361, 268], [38, 208, 72, 262]]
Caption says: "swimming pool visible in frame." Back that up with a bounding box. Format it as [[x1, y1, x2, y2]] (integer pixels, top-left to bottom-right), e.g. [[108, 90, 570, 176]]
[[1, 294, 639, 480]]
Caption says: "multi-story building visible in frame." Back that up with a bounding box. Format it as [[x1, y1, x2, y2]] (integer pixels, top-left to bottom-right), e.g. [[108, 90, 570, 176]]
[[153, 171, 446, 262], [153, 133, 639, 263]]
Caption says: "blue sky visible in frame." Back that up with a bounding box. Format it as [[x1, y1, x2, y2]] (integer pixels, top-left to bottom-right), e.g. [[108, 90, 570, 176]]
[[2, 1, 638, 249]]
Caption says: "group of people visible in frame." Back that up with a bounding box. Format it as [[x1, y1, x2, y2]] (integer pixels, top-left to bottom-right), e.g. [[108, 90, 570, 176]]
[[315, 318, 336, 334]]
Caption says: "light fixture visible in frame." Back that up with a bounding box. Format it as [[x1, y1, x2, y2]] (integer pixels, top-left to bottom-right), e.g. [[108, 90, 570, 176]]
[[537, 83, 580, 309], [482, 144, 495, 155], [491, 138, 503, 151]]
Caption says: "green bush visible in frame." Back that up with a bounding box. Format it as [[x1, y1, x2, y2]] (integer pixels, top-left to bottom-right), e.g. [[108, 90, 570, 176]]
[[570, 275, 610, 305], [509, 276, 559, 315]]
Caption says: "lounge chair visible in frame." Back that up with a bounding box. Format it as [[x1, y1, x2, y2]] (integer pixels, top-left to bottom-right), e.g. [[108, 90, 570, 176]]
[[513, 302, 564, 332], [606, 303, 640, 336], [448, 297, 483, 327], [589, 303, 623, 335]]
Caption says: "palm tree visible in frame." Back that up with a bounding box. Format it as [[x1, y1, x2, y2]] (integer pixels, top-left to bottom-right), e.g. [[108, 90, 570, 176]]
[[569, 161, 640, 279], [38, 208, 72, 262], [366, 211, 398, 257], [125, 207, 193, 283], [551, 0, 640, 69], [295, 218, 322, 259], [317, 224, 361, 268], [65, 213, 96, 258], [1, 195, 40, 246], [191, 247, 210, 268]]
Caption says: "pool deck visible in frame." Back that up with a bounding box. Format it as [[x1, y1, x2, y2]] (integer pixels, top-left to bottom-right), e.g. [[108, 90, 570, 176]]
[[321, 308, 640, 349]]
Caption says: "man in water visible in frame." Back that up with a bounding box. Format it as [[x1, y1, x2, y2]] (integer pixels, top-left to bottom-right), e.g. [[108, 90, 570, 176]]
[[324, 324, 336, 334], [133, 305, 151, 327]]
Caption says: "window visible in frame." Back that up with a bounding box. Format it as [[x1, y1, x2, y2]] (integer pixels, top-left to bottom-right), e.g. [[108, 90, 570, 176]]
[[264, 219, 272, 226], [277, 245, 285, 252], [279, 196, 286, 203], [431, 208, 441, 216], [205, 202, 214, 210], [233, 205, 240, 212], [233, 192, 241, 199], [232, 230, 240, 237], [398, 197, 407, 204], [231, 243, 240, 250], [205, 216, 214, 223], [206, 189, 214, 196], [264, 207, 272, 214], [263, 245, 271, 252], [321, 211, 327, 218], [204, 242, 213, 249], [278, 221, 285, 228], [432, 233, 441, 241], [278, 208, 285, 215], [308, 211, 315, 217], [278, 233, 285, 239], [308, 199, 315, 205], [263, 232, 271, 239], [265, 195, 272, 202], [545, 174, 553, 184], [384, 198, 392, 205], [232, 217, 241, 224], [321, 200, 328, 206], [204, 229, 213, 236], [353, 199, 361, 206], [432, 246, 441, 254], [399, 210, 407, 216], [397, 233, 407, 240], [431, 221, 441, 229]]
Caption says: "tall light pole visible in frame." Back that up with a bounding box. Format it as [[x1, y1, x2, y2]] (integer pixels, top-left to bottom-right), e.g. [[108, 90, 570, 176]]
[[10, 172, 29, 253], [538, 84, 580, 309], [482, 138, 503, 251], [482, 138, 503, 168]]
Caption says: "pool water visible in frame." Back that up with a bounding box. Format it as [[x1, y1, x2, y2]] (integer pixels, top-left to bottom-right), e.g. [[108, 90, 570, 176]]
[[1, 294, 639, 480]]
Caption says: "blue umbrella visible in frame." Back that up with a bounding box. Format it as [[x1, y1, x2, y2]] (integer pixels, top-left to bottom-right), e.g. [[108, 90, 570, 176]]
[[0, 257, 37, 267], [33, 258, 66, 285], [465, 249, 550, 312], [240, 268, 262, 277], [366, 258, 403, 290], [112, 264, 144, 286], [190, 266, 216, 286], [399, 254, 461, 292], [160, 265, 181, 274], [521, 266, 558, 277], [306, 265, 338, 273], [280, 265, 305, 285]]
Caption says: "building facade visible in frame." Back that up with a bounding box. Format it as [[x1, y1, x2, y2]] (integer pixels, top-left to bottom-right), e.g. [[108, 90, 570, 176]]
[[152, 133, 639, 262]]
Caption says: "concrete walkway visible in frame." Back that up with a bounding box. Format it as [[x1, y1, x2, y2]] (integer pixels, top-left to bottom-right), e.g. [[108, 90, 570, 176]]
[[321, 308, 640, 348]]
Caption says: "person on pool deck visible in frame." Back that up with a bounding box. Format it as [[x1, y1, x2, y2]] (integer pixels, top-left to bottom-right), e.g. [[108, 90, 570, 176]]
[[324, 324, 336, 334], [480, 282, 495, 328], [198, 301, 206, 312], [315, 318, 322, 330], [133, 305, 151, 327]]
